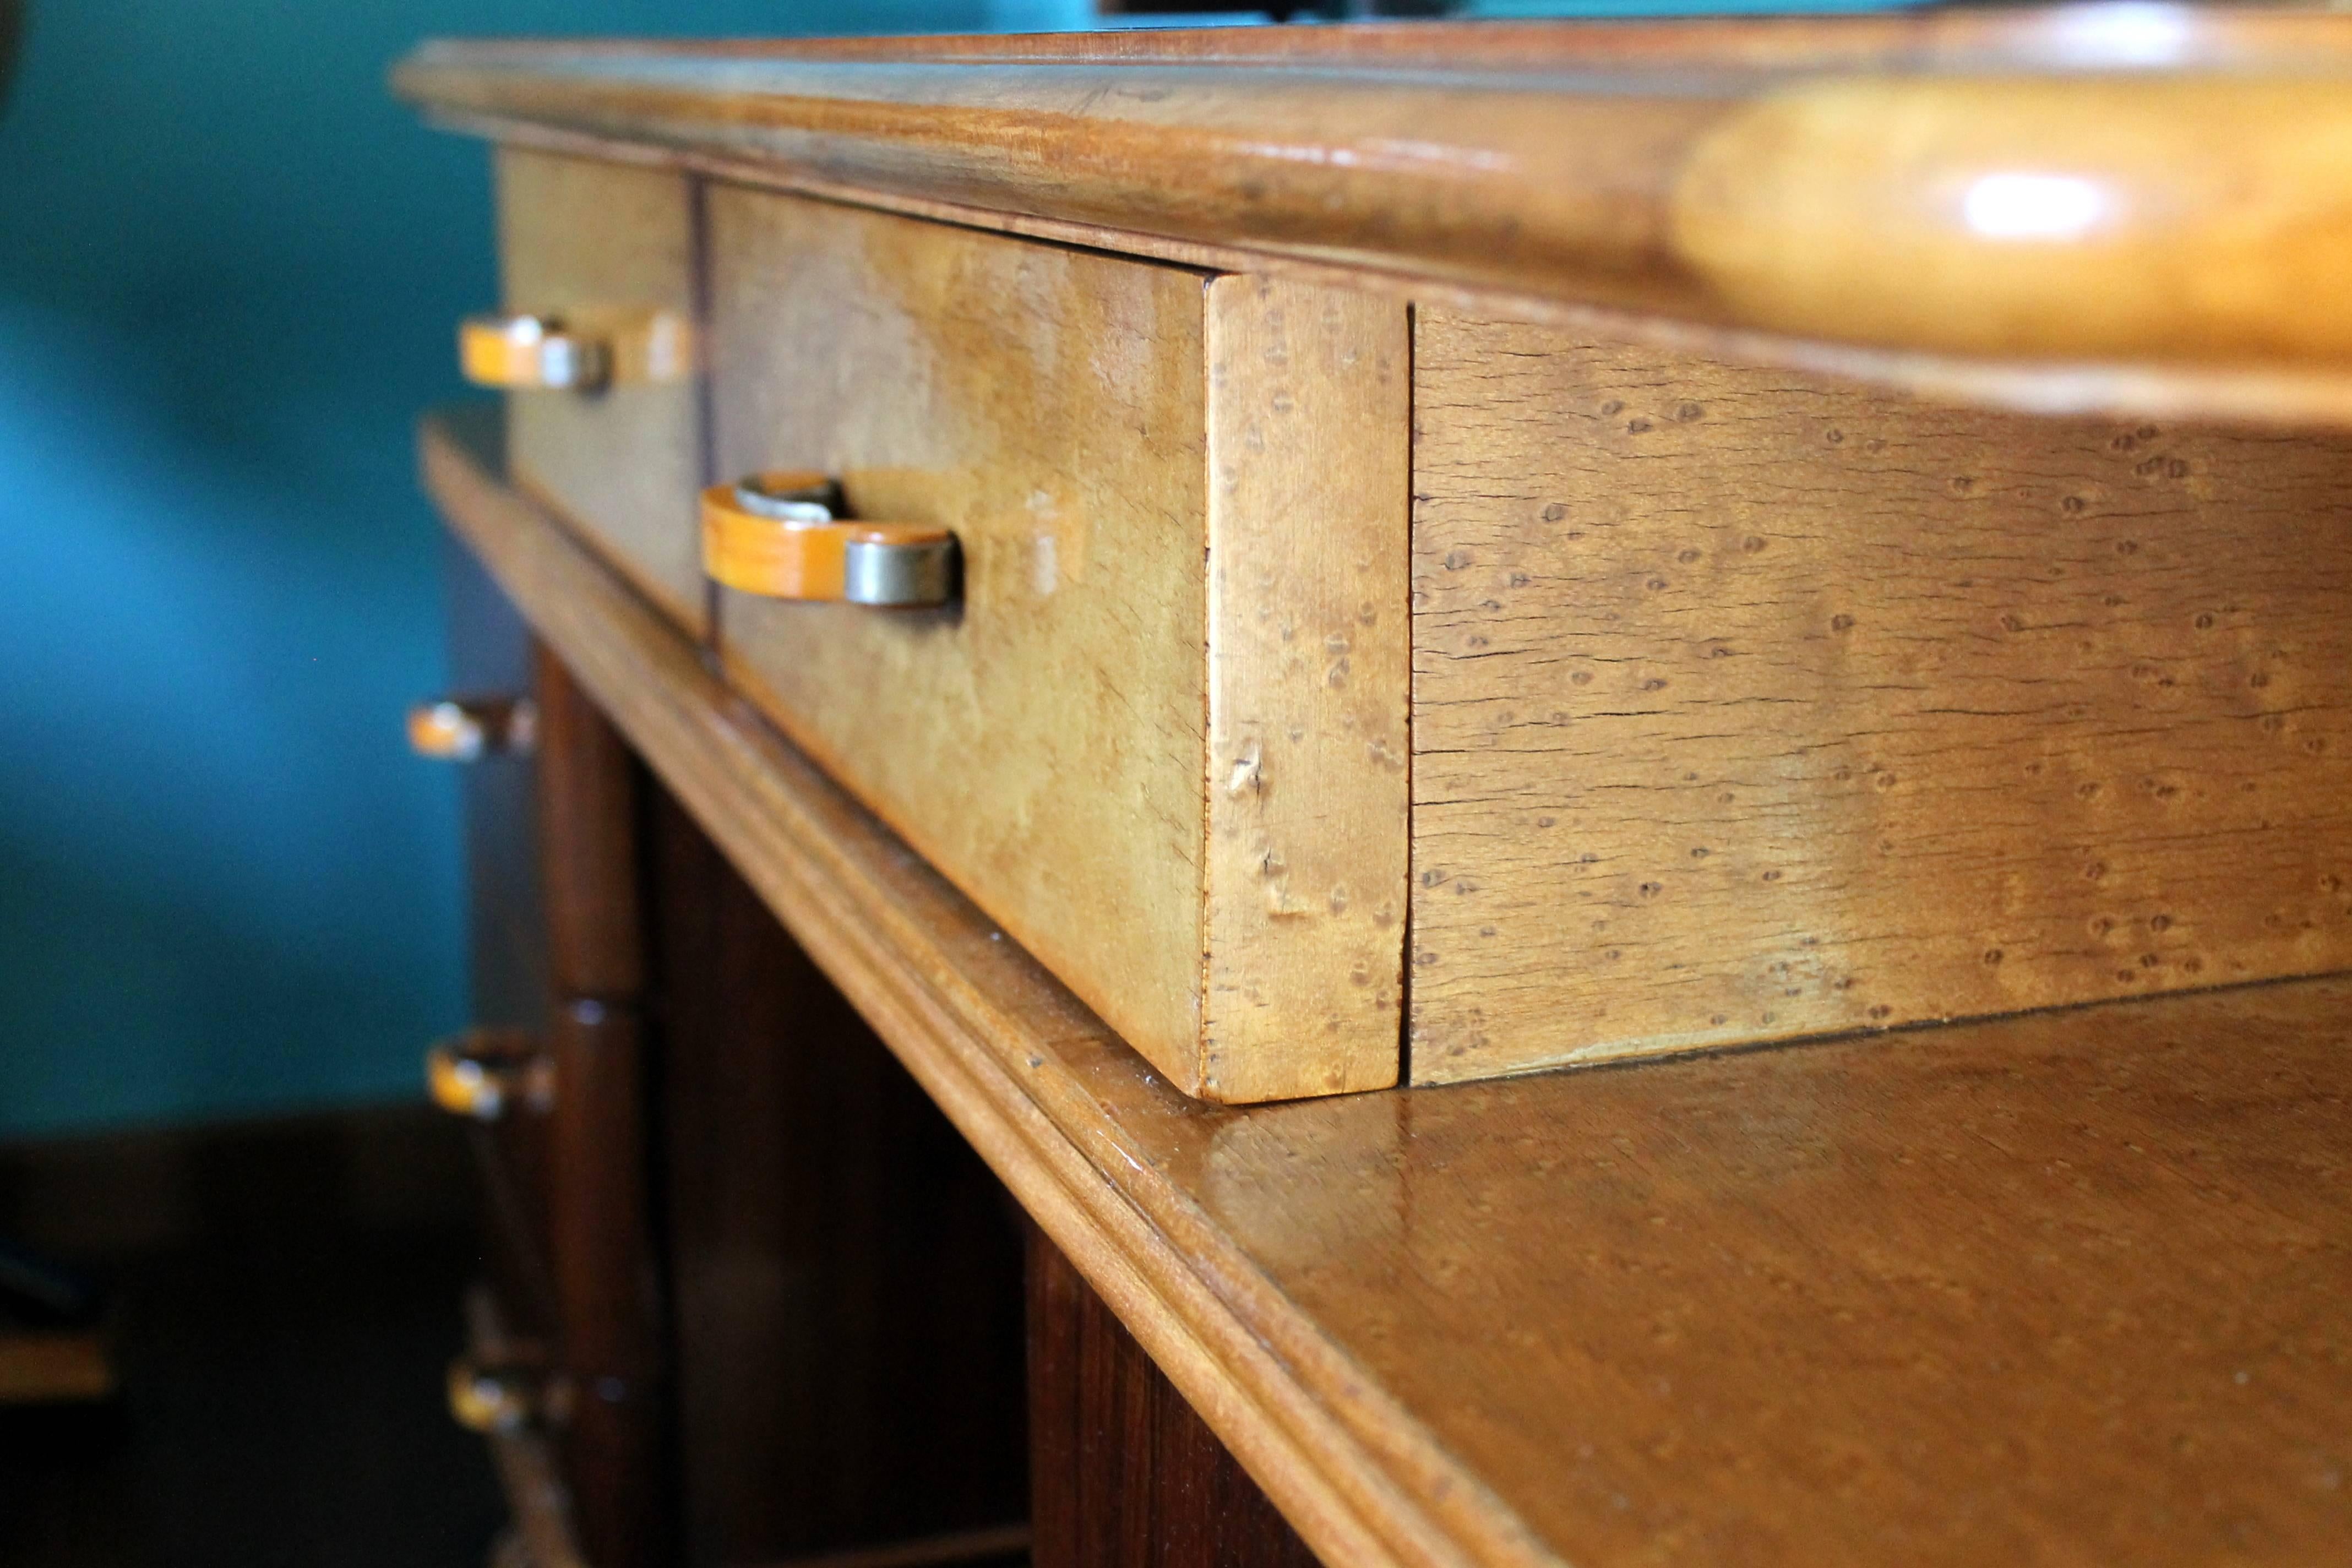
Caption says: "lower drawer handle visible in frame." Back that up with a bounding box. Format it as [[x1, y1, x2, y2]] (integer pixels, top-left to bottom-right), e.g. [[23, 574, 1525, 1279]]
[[406, 695, 536, 761], [426, 1030, 553, 1121], [448, 1358, 540, 1434], [460, 313, 612, 391], [702, 471, 957, 608]]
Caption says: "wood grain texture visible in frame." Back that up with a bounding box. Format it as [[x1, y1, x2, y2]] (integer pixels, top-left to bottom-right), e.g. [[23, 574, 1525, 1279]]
[[427, 405, 2352, 1568], [1028, 1225, 1321, 1568], [1201, 277, 1407, 1101], [1411, 312, 2352, 1081], [406, 17, 2352, 380], [705, 187, 1211, 1092], [532, 648, 668, 1568], [422, 407, 1531, 1568], [497, 146, 707, 636], [534, 644, 646, 1000], [652, 787, 1028, 1565]]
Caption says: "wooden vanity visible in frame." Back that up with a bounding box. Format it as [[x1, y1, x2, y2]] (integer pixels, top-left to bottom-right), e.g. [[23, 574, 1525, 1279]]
[[396, 12, 2352, 1566]]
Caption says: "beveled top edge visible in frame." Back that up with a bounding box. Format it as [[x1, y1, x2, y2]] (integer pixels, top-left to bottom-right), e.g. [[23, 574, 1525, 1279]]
[[397, 6, 2352, 417], [406, 6, 2352, 79]]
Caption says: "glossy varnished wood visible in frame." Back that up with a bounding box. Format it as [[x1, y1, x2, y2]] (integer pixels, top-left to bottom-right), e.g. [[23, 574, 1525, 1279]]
[[401, 12, 2352, 426], [497, 146, 707, 635], [1411, 314, 2352, 1081], [424, 404, 2352, 1566]]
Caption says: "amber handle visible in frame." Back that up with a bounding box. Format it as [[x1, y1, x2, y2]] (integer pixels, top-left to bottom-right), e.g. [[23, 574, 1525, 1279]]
[[447, 1357, 540, 1434], [407, 695, 537, 762], [425, 1028, 553, 1122], [702, 471, 957, 608], [459, 308, 694, 391]]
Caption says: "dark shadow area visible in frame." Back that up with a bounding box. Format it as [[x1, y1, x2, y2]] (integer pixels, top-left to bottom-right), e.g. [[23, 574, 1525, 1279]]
[[0, 1106, 503, 1568]]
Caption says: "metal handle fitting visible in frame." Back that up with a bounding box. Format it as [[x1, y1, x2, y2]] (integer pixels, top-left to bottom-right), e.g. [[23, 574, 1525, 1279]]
[[459, 313, 612, 391], [702, 470, 957, 608], [447, 1358, 540, 1434], [425, 1028, 553, 1122], [407, 695, 537, 763]]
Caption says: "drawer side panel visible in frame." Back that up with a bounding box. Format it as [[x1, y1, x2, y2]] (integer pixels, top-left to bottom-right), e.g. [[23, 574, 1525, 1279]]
[[1412, 312, 2352, 1082]]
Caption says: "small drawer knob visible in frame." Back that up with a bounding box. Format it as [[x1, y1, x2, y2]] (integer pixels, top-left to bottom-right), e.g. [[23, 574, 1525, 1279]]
[[407, 695, 537, 762], [459, 308, 694, 391], [425, 1028, 553, 1121], [447, 1358, 541, 1434], [703, 471, 957, 608]]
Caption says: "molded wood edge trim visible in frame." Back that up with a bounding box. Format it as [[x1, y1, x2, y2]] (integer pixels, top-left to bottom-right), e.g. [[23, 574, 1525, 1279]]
[[418, 410, 1565, 1568], [416, 108, 2352, 433]]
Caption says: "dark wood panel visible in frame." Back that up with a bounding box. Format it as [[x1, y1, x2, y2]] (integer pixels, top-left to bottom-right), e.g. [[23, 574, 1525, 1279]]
[[537, 644, 648, 1001], [532, 649, 668, 1568], [1028, 1228, 1319, 1568], [651, 786, 1028, 1566]]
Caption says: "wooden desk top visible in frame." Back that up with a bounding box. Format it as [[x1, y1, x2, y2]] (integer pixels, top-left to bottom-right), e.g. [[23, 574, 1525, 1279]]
[[423, 405, 2352, 1568], [396, 8, 2352, 426]]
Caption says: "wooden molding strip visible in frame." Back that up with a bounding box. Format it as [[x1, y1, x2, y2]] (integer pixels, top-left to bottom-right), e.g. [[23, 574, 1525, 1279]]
[[420, 407, 1562, 1568], [428, 104, 2352, 432], [394, 15, 2352, 394]]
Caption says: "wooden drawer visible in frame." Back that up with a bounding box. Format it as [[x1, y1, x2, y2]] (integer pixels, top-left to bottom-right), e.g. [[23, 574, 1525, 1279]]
[[495, 148, 706, 636], [1411, 312, 2352, 1083], [705, 189, 1409, 1103]]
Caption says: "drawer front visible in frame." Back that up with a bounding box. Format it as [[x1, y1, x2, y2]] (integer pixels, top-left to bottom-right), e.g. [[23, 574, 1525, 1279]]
[[497, 147, 706, 636], [705, 190, 1408, 1101], [1411, 311, 2352, 1083]]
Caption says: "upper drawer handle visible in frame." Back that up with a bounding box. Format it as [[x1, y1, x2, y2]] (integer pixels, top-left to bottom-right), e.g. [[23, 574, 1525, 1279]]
[[460, 313, 609, 391], [426, 1028, 552, 1121], [458, 309, 694, 392], [407, 695, 537, 762], [702, 471, 958, 608]]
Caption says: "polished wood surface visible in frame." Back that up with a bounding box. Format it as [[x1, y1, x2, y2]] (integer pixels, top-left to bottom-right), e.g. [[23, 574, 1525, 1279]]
[[427, 403, 2352, 1566], [1030, 1227, 1320, 1568], [497, 147, 709, 635], [1200, 277, 1407, 1101], [401, 11, 2352, 427], [1411, 312, 2352, 1082]]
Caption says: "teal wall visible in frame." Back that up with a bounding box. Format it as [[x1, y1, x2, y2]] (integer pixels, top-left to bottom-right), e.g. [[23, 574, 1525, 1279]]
[[0, 0, 1066, 1142]]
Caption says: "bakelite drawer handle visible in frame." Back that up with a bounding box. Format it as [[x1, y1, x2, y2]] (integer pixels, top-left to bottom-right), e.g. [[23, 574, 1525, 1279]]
[[447, 1358, 541, 1434], [406, 695, 537, 762], [702, 471, 957, 608], [425, 1028, 553, 1121], [458, 309, 694, 392]]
